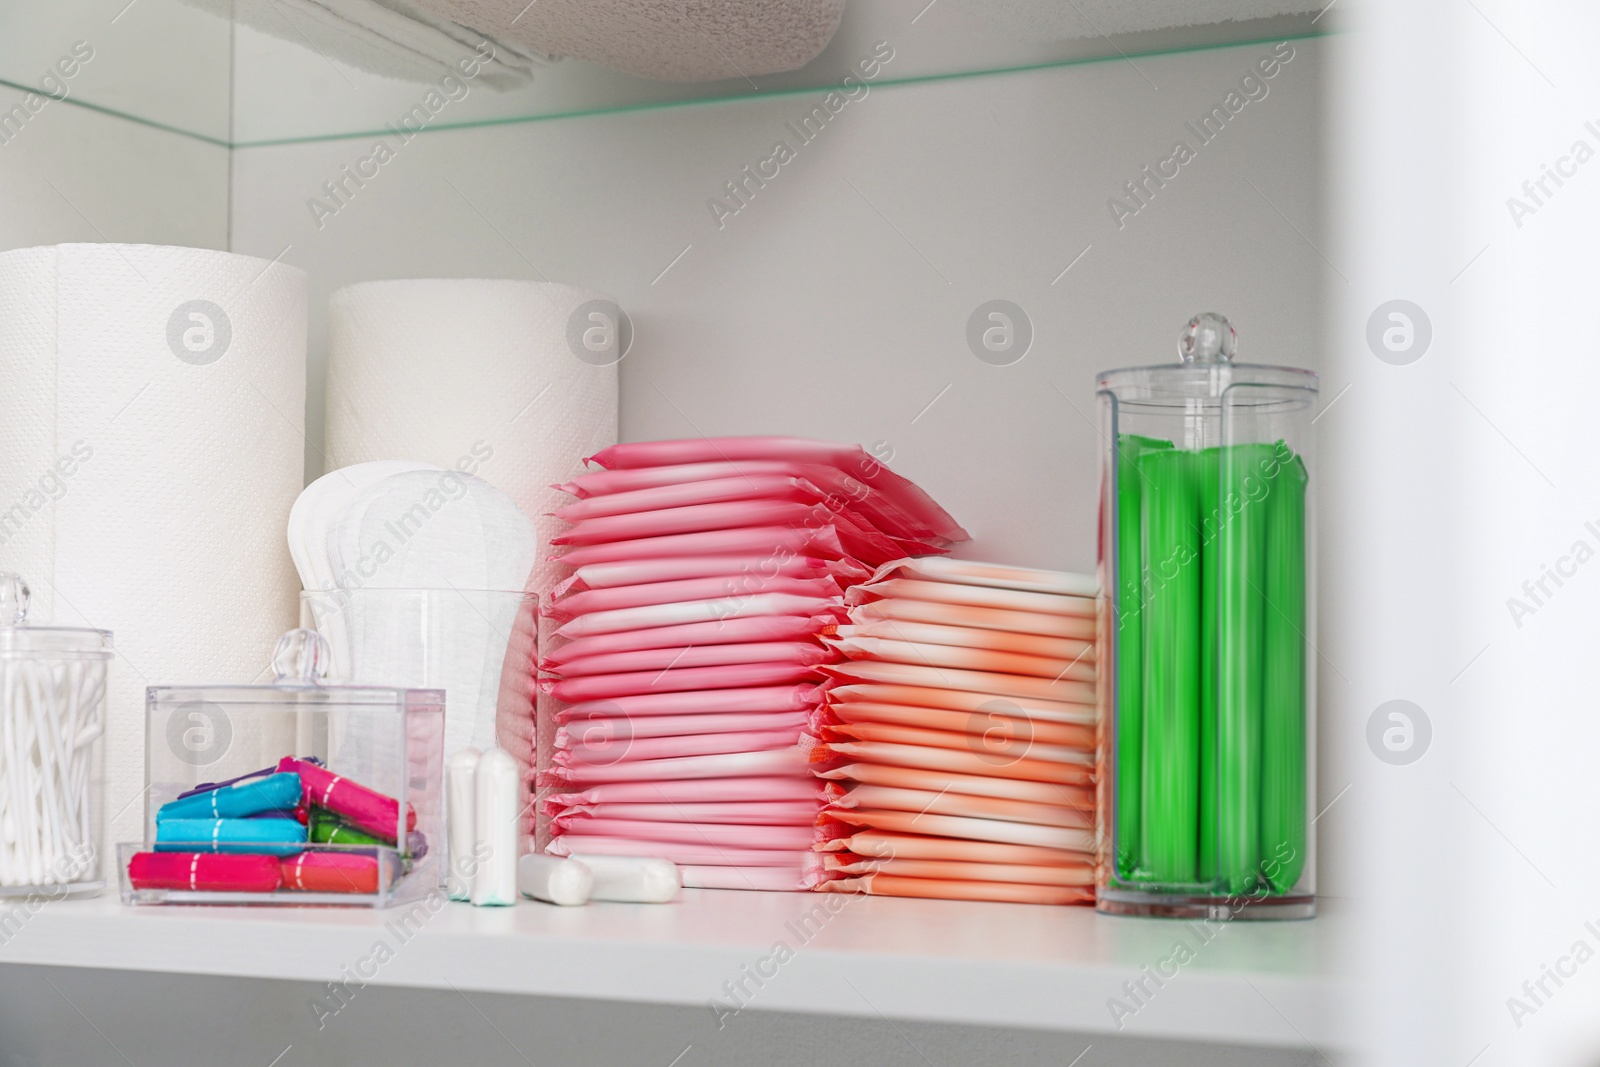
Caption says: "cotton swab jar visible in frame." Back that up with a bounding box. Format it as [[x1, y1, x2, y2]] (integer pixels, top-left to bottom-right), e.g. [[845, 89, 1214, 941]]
[[1096, 312, 1317, 920], [0, 571, 113, 897]]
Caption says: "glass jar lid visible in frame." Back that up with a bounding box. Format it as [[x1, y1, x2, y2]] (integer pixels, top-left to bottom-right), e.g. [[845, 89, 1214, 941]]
[[0, 572, 113, 656], [1096, 312, 1319, 404]]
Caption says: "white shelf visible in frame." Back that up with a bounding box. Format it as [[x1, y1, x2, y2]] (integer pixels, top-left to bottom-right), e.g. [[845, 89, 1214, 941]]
[[0, 889, 1336, 1049]]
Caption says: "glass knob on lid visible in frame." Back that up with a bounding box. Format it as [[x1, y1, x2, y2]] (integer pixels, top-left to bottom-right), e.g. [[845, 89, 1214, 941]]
[[1178, 312, 1237, 364], [272, 628, 330, 687], [0, 571, 30, 626]]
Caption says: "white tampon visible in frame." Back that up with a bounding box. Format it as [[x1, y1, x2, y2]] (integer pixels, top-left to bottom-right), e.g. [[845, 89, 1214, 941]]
[[566, 854, 680, 903], [471, 748, 519, 906], [517, 854, 593, 906], [445, 747, 481, 901]]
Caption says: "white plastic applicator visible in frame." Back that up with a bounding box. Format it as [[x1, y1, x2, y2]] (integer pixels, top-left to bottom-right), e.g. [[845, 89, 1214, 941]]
[[517, 854, 593, 906], [566, 854, 680, 903], [471, 747, 520, 906], [445, 747, 481, 901]]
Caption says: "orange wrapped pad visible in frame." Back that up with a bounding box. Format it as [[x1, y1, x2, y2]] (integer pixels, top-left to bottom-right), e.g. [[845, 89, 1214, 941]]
[[815, 761, 1092, 804], [829, 619, 1095, 661], [818, 722, 1091, 766], [819, 660, 1094, 706], [824, 782, 1091, 828], [823, 854, 1095, 887], [852, 598, 1095, 639], [815, 740, 1093, 786], [818, 873, 1092, 905], [826, 683, 1094, 725], [824, 807, 1093, 850], [824, 701, 1094, 749]]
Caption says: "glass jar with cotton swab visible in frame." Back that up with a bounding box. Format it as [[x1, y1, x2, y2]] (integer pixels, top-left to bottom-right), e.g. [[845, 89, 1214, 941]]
[[0, 571, 113, 898]]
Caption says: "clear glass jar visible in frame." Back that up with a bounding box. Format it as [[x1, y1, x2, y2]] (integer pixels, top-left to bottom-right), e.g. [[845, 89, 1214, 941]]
[[1096, 313, 1318, 919], [0, 572, 112, 898]]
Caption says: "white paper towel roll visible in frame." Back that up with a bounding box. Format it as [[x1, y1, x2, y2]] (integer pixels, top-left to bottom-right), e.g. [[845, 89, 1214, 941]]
[[324, 278, 620, 841], [0, 243, 307, 847]]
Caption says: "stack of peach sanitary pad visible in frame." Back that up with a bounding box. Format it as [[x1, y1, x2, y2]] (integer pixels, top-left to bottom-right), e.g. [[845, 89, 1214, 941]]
[[811, 558, 1099, 905], [538, 438, 967, 891]]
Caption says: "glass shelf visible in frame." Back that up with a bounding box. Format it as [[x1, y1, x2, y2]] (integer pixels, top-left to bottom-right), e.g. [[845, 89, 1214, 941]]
[[2, 0, 1324, 149]]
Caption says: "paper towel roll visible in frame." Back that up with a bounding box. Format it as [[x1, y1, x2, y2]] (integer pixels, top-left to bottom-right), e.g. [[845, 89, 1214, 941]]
[[0, 243, 307, 847], [325, 278, 620, 839]]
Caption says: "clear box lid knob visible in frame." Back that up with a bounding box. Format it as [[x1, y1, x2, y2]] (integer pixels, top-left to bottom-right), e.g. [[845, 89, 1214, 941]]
[[1178, 312, 1237, 364], [272, 628, 330, 687]]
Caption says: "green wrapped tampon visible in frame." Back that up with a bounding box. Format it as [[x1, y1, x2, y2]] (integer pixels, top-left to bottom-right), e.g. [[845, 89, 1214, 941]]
[[1196, 448, 1221, 887], [1216, 442, 1276, 894], [1261, 449, 1308, 893], [310, 809, 383, 847], [1138, 447, 1199, 885], [1114, 433, 1172, 880]]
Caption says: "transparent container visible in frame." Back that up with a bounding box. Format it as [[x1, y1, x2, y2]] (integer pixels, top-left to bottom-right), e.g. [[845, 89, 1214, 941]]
[[0, 572, 112, 898], [299, 589, 537, 763], [1096, 313, 1317, 919], [120, 629, 445, 907]]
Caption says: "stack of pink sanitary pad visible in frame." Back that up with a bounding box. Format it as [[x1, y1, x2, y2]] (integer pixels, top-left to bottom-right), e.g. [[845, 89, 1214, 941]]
[[810, 558, 1100, 905], [538, 437, 967, 891]]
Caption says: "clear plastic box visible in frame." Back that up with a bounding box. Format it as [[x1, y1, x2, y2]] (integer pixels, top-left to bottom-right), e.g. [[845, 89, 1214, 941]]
[[119, 629, 444, 907]]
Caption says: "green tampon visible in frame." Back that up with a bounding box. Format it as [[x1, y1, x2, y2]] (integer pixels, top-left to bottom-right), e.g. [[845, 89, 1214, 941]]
[[1115, 433, 1172, 880], [1216, 442, 1276, 894], [309, 810, 383, 847], [1139, 447, 1199, 885], [1196, 448, 1222, 887], [1261, 448, 1308, 893]]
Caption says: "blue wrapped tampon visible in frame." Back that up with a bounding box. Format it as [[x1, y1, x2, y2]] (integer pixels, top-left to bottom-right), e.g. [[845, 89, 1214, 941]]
[[155, 817, 307, 856], [157, 772, 302, 822]]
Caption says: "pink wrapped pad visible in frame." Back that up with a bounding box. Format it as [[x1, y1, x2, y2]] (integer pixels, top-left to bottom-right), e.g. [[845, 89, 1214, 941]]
[[555, 594, 844, 638], [557, 467, 948, 545], [681, 864, 822, 891], [824, 635, 1094, 681], [544, 662, 822, 702], [543, 616, 835, 666], [583, 437, 968, 543], [551, 474, 821, 522], [278, 757, 413, 842], [819, 661, 1095, 706], [552, 801, 820, 824], [547, 575, 841, 621], [548, 776, 822, 806], [541, 746, 810, 785], [554, 554, 866, 594], [555, 728, 803, 765], [549, 835, 817, 867], [557, 710, 810, 742], [553, 816, 814, 849], [551, 642, 831, 678], [554, 525, 850, 567], [127, 852, 283, 893], [553, 500, 855, 546], [556, 504, 936, 565], [558, 684, 821, 720]]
